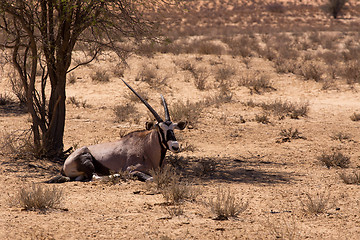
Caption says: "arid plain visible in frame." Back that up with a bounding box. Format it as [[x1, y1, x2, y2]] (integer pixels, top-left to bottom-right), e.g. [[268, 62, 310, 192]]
[[1, 1, 360, 239]]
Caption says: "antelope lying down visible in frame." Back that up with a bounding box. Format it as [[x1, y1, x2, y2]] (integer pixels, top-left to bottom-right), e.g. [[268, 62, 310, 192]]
[[48, 79, 186, 183]]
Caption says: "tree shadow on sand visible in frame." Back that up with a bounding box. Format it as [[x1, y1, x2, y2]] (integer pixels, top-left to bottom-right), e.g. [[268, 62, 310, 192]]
[[167, 154, 296, 184]]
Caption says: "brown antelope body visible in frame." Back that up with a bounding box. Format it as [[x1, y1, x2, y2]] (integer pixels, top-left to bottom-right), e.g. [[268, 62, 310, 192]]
[[49, 79, 186, 182]]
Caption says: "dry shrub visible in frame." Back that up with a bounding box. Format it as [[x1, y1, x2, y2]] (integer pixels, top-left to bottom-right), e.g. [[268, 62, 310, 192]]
[[208, 188, 248, 220], [136, 65, 157, 83], [342, 47, 360, 62], [149, 165, 179, 191], [260, 46, 277, 61], [215, 65, 235, 82], [277, 128, 306, 143], [255, 113, 270, 124], [317, 151, 350, 168], [300, 191, 332, 214], [170, 100, 200, 125], [67, 73, 76, 84], [299, 61, 323, 82], [238, 72, 276, 94], [113, 103, 138, 122], [0, 93, 14, 105], [1, 130, 39, 159], [222, 35, 258, 57], [274, 58, 298, 74], [124, 88, 149, 102], [191, 67, 209, 90], [8, 71, 27, 104], [350, 112, 360, 121], [339, 171, 360, 185], [149, 165, 200, 204], [330, 132, 351, 142], [162, 181, 200, 204], [192, 158, 217, 177], [91, 70, 110, 82], [341, 60, 360, 84], [11, 183, 64, 211], [191, 40, 224, 55], [163, 204, 184, 217]]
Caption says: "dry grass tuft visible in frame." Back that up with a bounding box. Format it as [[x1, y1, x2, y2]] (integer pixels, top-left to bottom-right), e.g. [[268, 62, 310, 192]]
[[162, 181, 200, 204], [300, 191, 332, 215], [255, 113, 270, 124], [317, 151, 350, 169], [277, 128, 306, 143], [208, 188, 248, 220], [330, 132, 352, 142], [67, 96, 90, 108], [339, 171, 360, 185], [11, 183, 64, 211], [267, 216, 299, 240]]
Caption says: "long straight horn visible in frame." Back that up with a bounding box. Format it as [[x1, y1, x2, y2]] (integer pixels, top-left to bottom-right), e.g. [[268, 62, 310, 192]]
[[161, 95, 170, 121], [121, 79, 163, 123]]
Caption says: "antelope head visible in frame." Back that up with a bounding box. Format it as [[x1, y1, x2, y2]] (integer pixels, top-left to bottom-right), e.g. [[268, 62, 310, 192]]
[[122, 79, 187, 153]]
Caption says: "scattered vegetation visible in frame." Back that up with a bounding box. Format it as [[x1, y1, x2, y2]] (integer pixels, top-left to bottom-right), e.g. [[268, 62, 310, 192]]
[[11, 183, 64, 211], [317, 151, 351, 168], [208, 188, 248, 220]]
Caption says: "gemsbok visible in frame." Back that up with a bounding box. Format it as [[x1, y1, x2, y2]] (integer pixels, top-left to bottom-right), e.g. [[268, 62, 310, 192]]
[[48, 79, 187, 183]]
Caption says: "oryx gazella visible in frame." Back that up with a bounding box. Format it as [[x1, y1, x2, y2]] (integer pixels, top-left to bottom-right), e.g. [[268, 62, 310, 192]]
[[49, 79, 187, 182]]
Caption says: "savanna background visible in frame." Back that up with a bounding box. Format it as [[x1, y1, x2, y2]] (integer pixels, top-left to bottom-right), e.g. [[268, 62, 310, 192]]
[[1, 0, 360, 239]]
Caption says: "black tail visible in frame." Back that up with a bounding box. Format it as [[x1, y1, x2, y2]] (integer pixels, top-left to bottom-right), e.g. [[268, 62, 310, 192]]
[[45, 167, 71, 183], [44, 175, 71, 183]]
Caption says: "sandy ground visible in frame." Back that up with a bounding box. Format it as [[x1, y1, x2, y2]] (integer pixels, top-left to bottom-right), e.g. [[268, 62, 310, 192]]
[[1, 1, 360, 239]]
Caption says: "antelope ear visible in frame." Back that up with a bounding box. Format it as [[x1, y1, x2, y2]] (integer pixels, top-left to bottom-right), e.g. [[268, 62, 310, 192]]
[[174, 121, 187, 130], [146, 121, 155, 130]]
